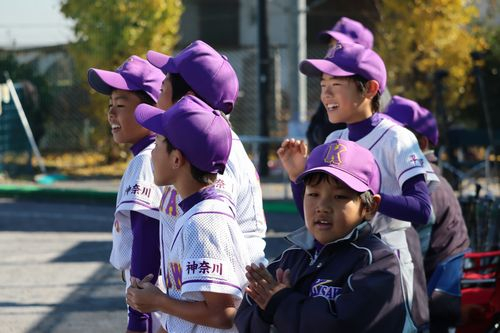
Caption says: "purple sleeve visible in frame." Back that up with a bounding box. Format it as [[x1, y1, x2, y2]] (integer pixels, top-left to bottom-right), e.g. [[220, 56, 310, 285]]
[[379, 175, 432, 225], [291, 180, 305, 220], [128, 211, 161, 332]]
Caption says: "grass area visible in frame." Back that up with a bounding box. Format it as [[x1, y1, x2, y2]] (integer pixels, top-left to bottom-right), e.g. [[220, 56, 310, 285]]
[[2, 151, 128, 178], [43, 152, 128, 177]]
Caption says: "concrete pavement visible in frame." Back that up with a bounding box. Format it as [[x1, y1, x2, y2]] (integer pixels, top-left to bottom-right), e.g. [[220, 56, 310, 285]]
[[0, 179, 302, 333]]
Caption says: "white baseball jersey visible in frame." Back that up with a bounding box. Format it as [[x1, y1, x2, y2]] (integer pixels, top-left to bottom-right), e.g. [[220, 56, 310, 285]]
[[110, 142, 163, 270], [163, 198, 250, 333], [325, 118, 439, 234], [158, 130, 267, 269], [325, 118, 439, 309]]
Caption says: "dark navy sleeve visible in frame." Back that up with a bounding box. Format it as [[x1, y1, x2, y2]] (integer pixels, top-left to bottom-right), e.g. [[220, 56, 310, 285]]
[[235, 260, 283, 333], [379, 174, 432, 225], [291, 181, 305, 220], [128, 211, 160, 332], [269, 250, 406, 332]]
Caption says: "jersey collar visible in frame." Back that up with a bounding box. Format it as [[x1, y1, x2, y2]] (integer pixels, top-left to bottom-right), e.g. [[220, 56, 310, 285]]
[[178, 185, 221, 212], [130, 135, 155, 156]]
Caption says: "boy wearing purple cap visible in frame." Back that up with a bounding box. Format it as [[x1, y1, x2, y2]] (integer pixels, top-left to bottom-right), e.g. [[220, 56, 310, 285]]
[[236, 140, 414, 332], [88, 56, 165, 333], [145, 41, 266, 268], [126, 95, 250, 333], [279, 42, 440, 329], [386, 96, 470, 332], [307, 17, 373, 150]]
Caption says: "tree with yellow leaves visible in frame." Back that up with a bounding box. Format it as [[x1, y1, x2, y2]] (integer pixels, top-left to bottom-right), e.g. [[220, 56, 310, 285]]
[[376, 0, 487, 116], [60, 0, 183, 153]]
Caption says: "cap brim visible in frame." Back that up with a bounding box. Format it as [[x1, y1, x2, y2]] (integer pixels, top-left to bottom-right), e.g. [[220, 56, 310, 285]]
[[318, 30, 354, 44], [88, 68, 141, 95], [297, 166, 371, 193], [134, 103, 165, 136], [299, 59, 355, 77], [147, 50, 177, 73]]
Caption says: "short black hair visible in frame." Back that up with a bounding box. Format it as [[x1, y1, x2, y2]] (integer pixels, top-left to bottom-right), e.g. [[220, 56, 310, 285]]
[[170, 73, 193, 103], [163, 135, 217, 185], [133, 90, 156, 106], [303, 172, 375, 207], [348, 74, 381, 113]]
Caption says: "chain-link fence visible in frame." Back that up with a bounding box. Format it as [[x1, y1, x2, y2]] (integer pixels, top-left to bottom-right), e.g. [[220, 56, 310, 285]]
[[0, 44, 329, 175]]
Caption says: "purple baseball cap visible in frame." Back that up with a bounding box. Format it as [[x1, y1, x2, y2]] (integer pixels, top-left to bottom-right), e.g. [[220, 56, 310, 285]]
[[299, 42, 387, 93], [146, 40, 239, 114], [297, 139, 380, 194], [385, 96, 439, 145], [135, 95, 231, 174], [88, 55, 165, 102], [319, 17, 374, 49]]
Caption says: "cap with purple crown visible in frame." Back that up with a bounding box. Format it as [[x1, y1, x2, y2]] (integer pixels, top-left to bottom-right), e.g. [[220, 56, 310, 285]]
[[299, 42, 386, 93], [135, 95, 231, 174], [297, 139, 380, 194], [146, 40, 239, 114], [319, 17, 374, 49], [88, 55, 165, 102], [385, 95, 439, 146]]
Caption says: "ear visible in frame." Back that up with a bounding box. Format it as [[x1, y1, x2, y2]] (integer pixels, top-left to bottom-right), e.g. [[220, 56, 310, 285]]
[[364, 194, 381, 220], [171, 150, 185, 169], [364, 80, 379, 99]]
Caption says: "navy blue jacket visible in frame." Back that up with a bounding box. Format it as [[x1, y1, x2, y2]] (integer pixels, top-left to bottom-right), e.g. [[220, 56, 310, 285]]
[[235, 222, 411, 333]]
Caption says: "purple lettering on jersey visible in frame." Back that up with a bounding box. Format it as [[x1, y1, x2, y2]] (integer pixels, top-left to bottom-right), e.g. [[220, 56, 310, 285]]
[[407, 154, 424, 167], [170, 262, 182, 290], [211, 263, 223, 275], [166, 189, 179, 216], [310, 279, 342, 300], [198, 261, 211, 274], [140, 186, 151, 197], [159, 187, 170, 212], [166, 271, 172, 289], [186, 261, 199, 274], [214, 178, 226, 190], [130, 184, 142, 194]]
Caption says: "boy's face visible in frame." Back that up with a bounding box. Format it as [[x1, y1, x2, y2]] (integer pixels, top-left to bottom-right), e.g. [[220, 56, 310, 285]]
[[157, 74, 174, 111], [304, 174, 367, 244], [151, 134, 178, 186], [108, 90, 150, 144], [320, 74, 371, 124]]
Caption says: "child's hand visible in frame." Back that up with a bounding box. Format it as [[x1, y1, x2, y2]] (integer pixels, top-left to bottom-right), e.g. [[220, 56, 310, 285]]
[[277, 138, 308, 182], [245, 263, 290, 310], [126, 274, 162, 313]]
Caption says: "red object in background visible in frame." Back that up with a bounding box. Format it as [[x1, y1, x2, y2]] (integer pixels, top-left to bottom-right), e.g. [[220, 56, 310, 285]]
[[457, 250, 500, 333]]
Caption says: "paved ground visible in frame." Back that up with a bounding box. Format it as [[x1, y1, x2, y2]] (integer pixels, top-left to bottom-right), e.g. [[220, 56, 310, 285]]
[[0, 197, 302, 333]]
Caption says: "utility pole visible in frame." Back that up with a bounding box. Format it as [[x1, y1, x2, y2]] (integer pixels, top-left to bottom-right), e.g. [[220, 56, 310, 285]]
[[257, 0, 270, 176], [288, 0, 307, 137]]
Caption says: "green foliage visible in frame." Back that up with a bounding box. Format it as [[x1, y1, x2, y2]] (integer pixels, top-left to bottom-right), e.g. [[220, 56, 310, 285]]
[[376, 0, 487, 116], [59, 0, 183, 152]]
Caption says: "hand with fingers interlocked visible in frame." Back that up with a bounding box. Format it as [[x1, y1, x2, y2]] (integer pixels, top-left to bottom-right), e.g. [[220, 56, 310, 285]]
[[244, 263, 291, 310]]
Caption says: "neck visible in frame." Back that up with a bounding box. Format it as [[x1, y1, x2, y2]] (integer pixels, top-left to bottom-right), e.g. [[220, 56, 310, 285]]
[[173, 173, 207, 200]]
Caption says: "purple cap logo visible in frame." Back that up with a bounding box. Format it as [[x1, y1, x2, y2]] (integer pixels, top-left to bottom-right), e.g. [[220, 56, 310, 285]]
[[324, 43, 343, 59], [324, 143, 347, 165], [297, 139, 380, 194]]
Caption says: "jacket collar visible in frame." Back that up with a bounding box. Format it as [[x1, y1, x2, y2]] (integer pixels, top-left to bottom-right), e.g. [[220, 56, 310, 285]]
[[285, 221, 372, 251]]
